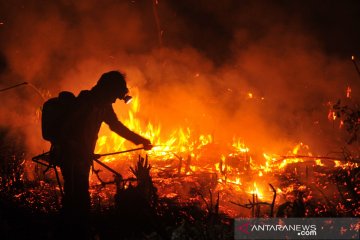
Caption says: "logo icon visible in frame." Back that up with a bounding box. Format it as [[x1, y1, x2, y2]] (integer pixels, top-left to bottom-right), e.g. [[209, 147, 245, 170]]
[[237, 222, 251, 235]]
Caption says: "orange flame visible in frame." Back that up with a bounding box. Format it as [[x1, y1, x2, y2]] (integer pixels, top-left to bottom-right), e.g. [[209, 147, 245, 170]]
[[93, 92, 357, 203]]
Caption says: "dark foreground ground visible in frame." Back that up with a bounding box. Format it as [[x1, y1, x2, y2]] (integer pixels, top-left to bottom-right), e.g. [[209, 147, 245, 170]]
[[0, 184, 234, 240]]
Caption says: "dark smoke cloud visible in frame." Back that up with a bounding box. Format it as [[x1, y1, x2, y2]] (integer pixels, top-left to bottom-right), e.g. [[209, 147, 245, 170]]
[[0, 0, 360, 156]]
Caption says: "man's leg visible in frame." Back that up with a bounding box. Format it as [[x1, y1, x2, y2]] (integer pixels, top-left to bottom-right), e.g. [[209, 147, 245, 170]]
[[59, 156, 91, 239]]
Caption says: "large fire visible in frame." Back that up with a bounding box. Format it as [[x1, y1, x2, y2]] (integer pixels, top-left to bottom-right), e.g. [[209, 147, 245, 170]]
[[92, 90, 359, 217]]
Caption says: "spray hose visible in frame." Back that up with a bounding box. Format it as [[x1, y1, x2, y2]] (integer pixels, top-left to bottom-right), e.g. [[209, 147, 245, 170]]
[[93, 146, 147, 159]]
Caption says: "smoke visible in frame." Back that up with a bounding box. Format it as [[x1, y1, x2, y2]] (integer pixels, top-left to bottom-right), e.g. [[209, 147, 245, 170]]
[[0, 0, 359, 156]]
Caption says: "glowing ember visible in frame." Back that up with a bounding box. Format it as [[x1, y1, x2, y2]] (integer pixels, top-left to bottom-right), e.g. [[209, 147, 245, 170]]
[[346, 86, 352, 98], [315, 159, 324, 166]]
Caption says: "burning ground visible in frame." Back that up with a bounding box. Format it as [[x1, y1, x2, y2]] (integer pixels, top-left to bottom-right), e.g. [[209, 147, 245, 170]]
[[0, 0, 360, 239]]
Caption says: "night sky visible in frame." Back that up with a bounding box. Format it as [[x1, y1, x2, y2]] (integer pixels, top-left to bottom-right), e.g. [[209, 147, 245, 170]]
[[1, 0, 360, 69], [161, 0, 360, 64]]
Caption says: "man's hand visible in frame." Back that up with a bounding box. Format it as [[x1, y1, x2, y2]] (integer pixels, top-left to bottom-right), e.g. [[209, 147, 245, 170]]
[[143, 144, 153, 151], [141, 138, 153, 150]]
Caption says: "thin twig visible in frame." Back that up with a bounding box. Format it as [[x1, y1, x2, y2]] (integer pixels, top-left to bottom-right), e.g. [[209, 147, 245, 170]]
[[269, 183, 276, 217], [199, 192, 210, 212], [230, 201, 271, 209]]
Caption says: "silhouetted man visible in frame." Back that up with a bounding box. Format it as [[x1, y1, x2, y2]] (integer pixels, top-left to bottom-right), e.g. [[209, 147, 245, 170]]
[[58, 71, 152, 237]]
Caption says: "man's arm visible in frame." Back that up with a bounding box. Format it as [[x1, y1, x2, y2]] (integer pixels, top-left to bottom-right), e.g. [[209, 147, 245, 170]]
[[104, 105, 152, 147]]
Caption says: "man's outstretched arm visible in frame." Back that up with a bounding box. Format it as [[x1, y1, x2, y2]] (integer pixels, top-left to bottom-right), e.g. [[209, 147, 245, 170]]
[[104, 105, 152, 149]]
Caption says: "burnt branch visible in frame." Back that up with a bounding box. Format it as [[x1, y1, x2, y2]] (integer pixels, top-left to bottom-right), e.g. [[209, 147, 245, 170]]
[[269, 183, 276, 217], [231, 183, 277, 217], [332, 100, 360, 144]]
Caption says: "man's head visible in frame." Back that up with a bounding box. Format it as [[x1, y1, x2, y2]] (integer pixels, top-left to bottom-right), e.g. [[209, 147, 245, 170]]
[[92, 71, 131, 103]]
